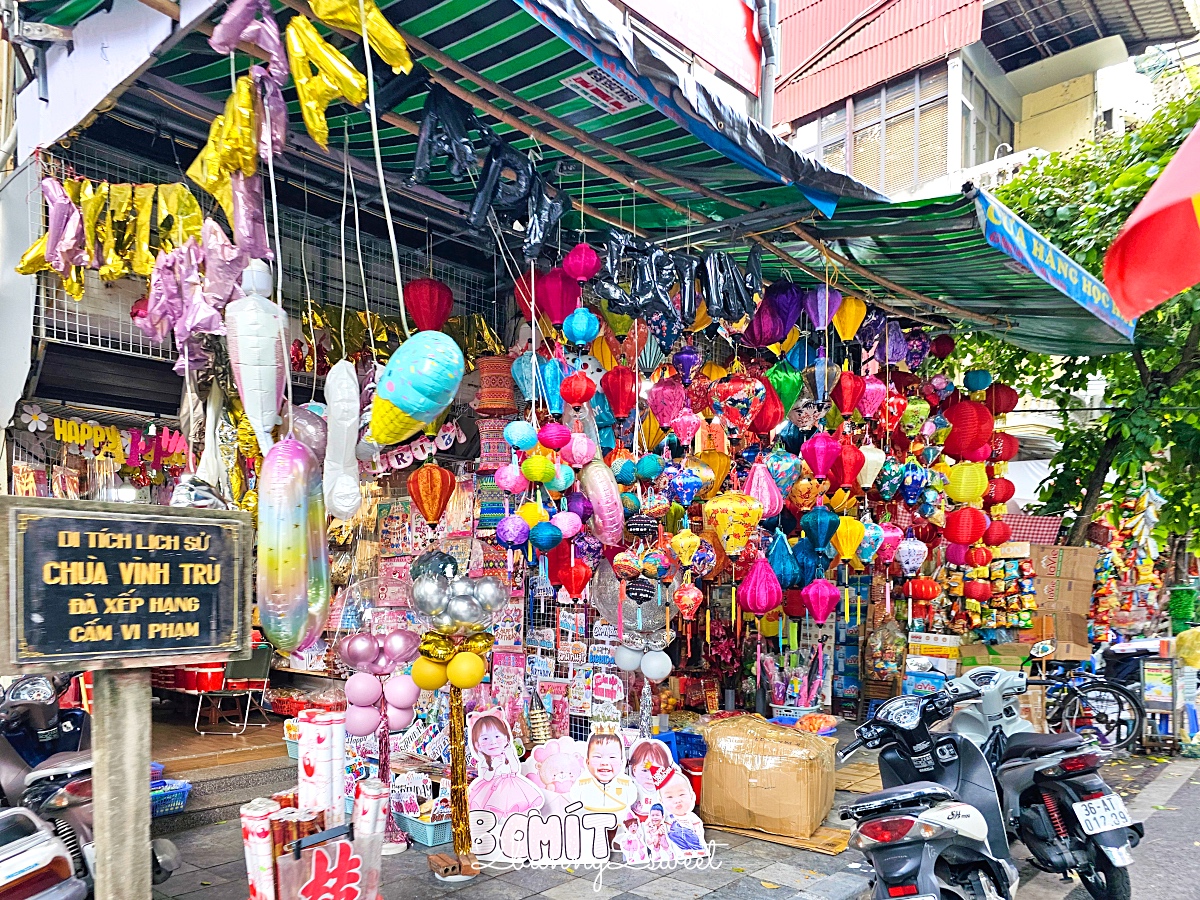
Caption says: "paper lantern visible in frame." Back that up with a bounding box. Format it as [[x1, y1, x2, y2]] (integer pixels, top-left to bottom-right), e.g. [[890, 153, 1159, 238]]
[[983, 383, 1019, 415], [829, 440, 866, 490], [832, 294, 867, 341], [517, 501, 549, 527], [830, 370, 865, 416], [521, 455, 557, 483], [984, 477, 1015, 505], [740, 557, 783, 615], [801, 503, 840, 554], [963, 369, 993, 392], [407, 462, 456, 524], [983, 519, 1012, 546], [947, 462, 988, 504], [930, 334, 955, 360], [944, 506, 988, 545], [801, 578, 840, 623], [495, 515, 530, 549], [749, 376, 785, 434], [895, 533, 928, 576], [562, 242, 602, 282], [560, 370, 596, 408], [830, 516, 865, 561], [744, 461, 784, 518], [905, 577, 940, 601], [877, 522, 904, 564], [702, 492, 764, 557], [942, 400, 994, 460], [801, 430, 840, 479], [529, 522, 563, 551], [600, 365, 637, 419], [965, 545, 993, 568], [858, 520, 884, 564], [710, 372, 766, 433], [369, 332, 464, 446], [990, 432, 1020, 462], [859, 444, 886, 489], [405, 277, 453, 332], [946, 543, 969, 566], [538, 422, 571, 450], [964, 580, 993, 602]]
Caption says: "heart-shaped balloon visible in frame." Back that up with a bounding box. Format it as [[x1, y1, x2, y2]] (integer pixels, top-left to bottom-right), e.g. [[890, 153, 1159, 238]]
[[710, 373, 766, 433], [830, 370, 865, 415]]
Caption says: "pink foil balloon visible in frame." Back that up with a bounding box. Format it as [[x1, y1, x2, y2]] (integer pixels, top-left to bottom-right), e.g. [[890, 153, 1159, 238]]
[[801, 431, 840, 479], [744, 461, 784, 518], [342, 633, 379, 669], [801, 578, 840, 624], [857, 376, 887, 418], [739, 557, 782, 615], [382, 629, 419, 663], [579, 459, 624, 546]]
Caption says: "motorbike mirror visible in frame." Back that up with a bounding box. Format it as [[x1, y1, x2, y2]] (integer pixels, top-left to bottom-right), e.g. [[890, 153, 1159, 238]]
[[1029, 639, 1056, 659]]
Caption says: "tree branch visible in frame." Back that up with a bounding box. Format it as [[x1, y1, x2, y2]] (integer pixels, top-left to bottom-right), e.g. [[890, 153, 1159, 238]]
[[1132, 348, 1151, 387], [1165, 319, 1200, 387], [1067, 432, 1122, 546]]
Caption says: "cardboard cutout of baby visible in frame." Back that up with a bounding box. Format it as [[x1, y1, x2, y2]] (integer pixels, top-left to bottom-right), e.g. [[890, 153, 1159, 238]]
[[618, 738, 707, 862], [467, 710, 546, 816], [569, 729, 638, 816]]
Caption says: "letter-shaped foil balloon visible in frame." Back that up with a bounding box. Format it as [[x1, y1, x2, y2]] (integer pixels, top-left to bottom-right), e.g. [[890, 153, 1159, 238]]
[[258, 439, 330, 653], [579, 459, 624, 546], [286, 15, 367, 150], [369, 331, 464, 445], [309, 0, 414, 74], [323, 359, 362, 519], [225, 261, 286, 454]]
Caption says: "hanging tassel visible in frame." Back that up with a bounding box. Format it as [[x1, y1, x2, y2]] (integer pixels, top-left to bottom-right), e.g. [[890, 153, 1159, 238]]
[[705, 608, 710, 644], [617, 582, 625, 641]]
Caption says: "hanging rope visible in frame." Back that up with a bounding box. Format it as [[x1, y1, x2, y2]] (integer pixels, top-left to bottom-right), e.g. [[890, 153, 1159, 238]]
[[346, 159, 379, 363], [262, 91, 293, 434]]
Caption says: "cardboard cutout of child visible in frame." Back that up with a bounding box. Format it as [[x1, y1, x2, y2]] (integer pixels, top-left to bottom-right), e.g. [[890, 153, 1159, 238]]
[[568, 729, 637, 816], [467, 710, 546, 816]]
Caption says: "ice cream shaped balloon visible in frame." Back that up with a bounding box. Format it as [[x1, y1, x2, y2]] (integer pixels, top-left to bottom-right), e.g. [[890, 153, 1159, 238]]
[[225, 259, 286, 453], [369, 331, 464, 445]]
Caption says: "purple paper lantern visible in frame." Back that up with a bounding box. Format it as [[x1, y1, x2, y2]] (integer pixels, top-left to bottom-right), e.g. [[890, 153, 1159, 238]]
[[495, 515, 530, 549], [805, 284, 843, 330]]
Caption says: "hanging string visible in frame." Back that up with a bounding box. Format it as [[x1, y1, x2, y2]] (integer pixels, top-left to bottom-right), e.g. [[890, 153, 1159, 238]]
[[261, 91, 293, 433], [346, 158, 379, 363], [338, 123, 352, 358], [299, 162, 318, 361], [229, 52, 236, 95], [357, 0, 410, 338]]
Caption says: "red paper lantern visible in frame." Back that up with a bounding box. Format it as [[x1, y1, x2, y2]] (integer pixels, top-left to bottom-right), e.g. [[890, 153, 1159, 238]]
[[407, 462, 457, 525], [983, 383, 1019, 415], [406, 278, 453, 332], [562, 242, 602, 282], [944, 506, 987, 545], [930, 334, 956, 360], [912, 522, 943, 548], [983, 519, 1012, 546], [943, 400, 994, 460], [514, 267, 582, 325], [965, 545, 993, 568], [905, 577, 941, 601], [830, 370, 865, 416], [749, 375, 785, 434], [561, 560, 593, 599], [828, 441, 866, 489], [990, 432, 1019, 462], [984, 477, 1015, 505], [560, 371, 596, 408], [601, 365, 637, 419], [963, 580, 993, 602]]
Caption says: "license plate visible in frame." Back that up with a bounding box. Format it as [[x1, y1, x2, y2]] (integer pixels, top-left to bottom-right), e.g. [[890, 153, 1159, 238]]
[[1072, 795, 1132, 835]]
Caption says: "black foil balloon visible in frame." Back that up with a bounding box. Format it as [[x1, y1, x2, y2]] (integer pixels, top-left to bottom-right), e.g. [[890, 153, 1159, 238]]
[[671, 251, 701, 326], [743, 244, 763, 301], [603, 227, 633, 279], [523, 172, 565, 260], [467, 133, 533, 231], [410, 82, 476, 183]]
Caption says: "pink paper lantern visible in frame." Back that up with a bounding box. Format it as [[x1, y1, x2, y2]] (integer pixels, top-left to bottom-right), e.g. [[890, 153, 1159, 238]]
[[801, 430, 840, 479], [561, 433, 598, 468], [562, 242, 602, 282], [744, 461, 784, 518], [876, 522, 904, 564], [495, 463, 529, 494], [801, 578, 840, 624], [739, 557, 782, 615]]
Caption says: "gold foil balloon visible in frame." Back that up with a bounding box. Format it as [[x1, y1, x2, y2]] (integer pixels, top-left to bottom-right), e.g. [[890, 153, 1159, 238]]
[[309, 0, 414, 74], [703, 492, 764, 557], [670, 529, 702, 568], [460, 632, 495, 656], [697, 450, 731, 501], [286, 15, 368, 150], [420, 632, 457, 662], [831, 515, 866, 560], [947, 461, 988, 504]]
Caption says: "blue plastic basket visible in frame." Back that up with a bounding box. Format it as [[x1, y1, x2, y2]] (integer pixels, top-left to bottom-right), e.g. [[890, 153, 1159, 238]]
[[284, 738, 299, 759], [150, 780, 191, 817], [395, 813, 451, 847], [674, 731, 707, 760]]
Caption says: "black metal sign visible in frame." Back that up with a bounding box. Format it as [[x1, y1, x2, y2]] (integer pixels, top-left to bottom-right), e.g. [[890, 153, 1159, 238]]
[[1, 498, 252, 671]]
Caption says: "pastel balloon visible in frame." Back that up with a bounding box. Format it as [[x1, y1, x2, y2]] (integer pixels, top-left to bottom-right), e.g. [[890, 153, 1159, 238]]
[[344, 704, 381, 737], [257, 438, 330, 654], [387, 705, 415, 732], [382, 628, 419, 663], [341, 632, 378, 668], [345, 671, 383, 706], [384, 673, 421, 708], [369, 331, 464, 445], [322, 360, 362, 519], [579, 459, 624, 546]]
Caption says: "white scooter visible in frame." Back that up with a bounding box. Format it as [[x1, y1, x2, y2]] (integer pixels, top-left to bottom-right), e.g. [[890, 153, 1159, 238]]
[[947, 641, 1141, 900]]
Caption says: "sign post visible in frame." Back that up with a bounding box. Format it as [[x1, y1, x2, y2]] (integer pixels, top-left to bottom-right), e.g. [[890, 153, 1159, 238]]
[[0, 497, 252, 900]]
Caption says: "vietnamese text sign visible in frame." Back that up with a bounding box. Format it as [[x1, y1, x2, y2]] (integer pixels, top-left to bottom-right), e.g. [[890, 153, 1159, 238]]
[[1, 498, 251, 671]]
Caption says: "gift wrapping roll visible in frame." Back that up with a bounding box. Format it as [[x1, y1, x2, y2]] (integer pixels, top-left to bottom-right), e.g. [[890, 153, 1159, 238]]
[[296, 709, 322, 812], [240, 797, 280, 900], [327, 709, 347, 826], [352, 777, 388, 836], [313, 712, 336, 821]]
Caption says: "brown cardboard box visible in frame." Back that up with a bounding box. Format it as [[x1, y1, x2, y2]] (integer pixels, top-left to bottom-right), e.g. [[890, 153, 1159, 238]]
[[1029, 545, 1099, 582], [1032, 577, 1091, 646], [698, 716, 836, 839]]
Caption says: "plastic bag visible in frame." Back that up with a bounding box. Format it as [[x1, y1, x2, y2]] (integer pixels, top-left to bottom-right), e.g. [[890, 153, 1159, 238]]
[[1179, 627, 1200, 668]]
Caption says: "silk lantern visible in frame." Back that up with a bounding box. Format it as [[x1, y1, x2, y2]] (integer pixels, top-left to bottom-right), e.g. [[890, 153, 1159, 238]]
[[801, 503, 840, 554], [740, 557, 783, 614], [670, 529, 701, 568], [945, 506, 988, 545], [859, 443, 886, 489], [563, 242, 601, 282], [801, 578, 840, 624], [702, 492, 764, 557], [858, 519, 884, 564], [801, 430, 839, 479], [406, 277, 453, 332], [947, 462, 988, 504], [407, 462, 456, 524], [830, 516, 865, 561], [749, 376, 785, 434], [648, 376, 687, 427], [766, 530, 802, 589], [895, 532, 928, 576], [858, 375, 887, 418], [601, 365, 636, 419], [696, 451, 731, 501], [560, 371, 596, 408], [829, 440, 866, 489], [877, 522, 904, 564], [791, 535, 822, 587], [943, 400, 994, 460], [830, 370, 865, 416], [710, 372, 766, 433], [832, 294, 867, 341], [744, 461, 784, 518], [805, 285, 842, 330]]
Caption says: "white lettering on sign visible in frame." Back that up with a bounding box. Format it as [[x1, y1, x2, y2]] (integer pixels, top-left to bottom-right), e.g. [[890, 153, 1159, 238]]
[[561, 68, 642, 115]]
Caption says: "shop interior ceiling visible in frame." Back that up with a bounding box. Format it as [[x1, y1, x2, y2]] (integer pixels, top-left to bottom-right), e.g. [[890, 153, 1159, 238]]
[[20, 0, 1136, 381]]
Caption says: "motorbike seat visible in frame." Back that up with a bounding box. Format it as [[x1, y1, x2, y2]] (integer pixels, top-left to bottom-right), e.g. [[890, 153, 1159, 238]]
[[1000, 732, 1084, 762], [845, 782, 959, 819], [24, 751, 92, 786]]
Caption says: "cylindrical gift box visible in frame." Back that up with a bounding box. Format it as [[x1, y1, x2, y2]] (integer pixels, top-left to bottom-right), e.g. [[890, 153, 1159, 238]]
[[327, 709, 347, 826], [240, 797, 280, 900]]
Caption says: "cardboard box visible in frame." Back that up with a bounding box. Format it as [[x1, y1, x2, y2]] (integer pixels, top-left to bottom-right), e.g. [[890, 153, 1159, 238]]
[[908, 632, 961, 659], [1029, 545, 1098, 582], [833, 675, 861, 698], [698, 717, 836, 839], [904, 671, 948, 696], [957, 643, 1029, 672], [1019, 685, 1047, 732]]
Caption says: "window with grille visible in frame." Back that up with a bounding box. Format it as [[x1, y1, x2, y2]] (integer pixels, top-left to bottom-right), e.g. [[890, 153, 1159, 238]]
[[961, 65, 1014, 168], [793, 64, 948, 195]]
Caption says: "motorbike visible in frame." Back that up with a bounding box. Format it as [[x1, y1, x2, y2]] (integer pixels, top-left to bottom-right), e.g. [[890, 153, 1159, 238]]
[[0, 673, 180, 891], [840, 687, 1021, 900], [948, 640, 1141, 900]]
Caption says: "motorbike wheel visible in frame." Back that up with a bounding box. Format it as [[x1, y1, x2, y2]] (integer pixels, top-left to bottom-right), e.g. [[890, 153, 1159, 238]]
[[1078, 856, 1132, 900], [964, 870, 1004, 900]]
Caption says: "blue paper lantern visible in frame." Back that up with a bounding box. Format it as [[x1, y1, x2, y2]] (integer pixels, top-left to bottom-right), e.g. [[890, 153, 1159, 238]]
[[503, 420, 538, 451], [562, 308, 601, 346]]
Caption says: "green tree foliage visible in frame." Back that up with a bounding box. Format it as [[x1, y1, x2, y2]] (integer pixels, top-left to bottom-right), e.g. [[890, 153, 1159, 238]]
[[959, 90, 1200, 549]]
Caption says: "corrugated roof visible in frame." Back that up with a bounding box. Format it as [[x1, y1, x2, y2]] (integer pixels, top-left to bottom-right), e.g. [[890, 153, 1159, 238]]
[[774, 0, 982, 125], [982, 0, 1198, 72]]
